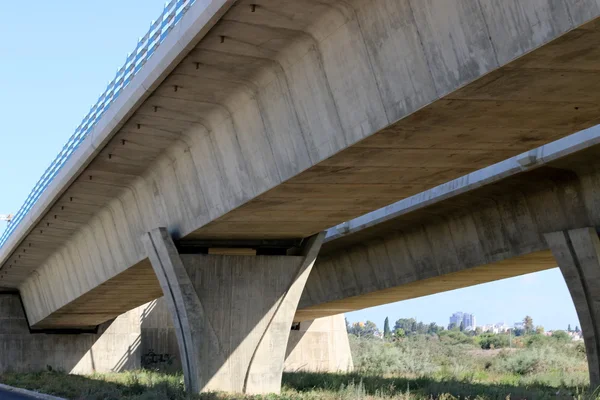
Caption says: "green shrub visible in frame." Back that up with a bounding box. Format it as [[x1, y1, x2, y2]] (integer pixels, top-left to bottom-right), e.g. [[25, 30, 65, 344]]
[[552, 330, 571, 342], [493, 350, 541, 375], [438, 330, 474, 345], [350, 336, 440, 376], [476, 333, 510, 349]]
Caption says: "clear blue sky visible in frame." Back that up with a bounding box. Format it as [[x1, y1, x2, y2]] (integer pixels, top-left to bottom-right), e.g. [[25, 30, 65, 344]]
[[0, 2, 580, 332]]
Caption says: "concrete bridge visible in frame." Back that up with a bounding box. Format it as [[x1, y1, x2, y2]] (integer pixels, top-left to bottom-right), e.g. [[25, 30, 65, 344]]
[[3, 0, 600, 394]]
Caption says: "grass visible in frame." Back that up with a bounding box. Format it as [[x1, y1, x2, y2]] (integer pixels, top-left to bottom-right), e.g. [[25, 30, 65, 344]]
[[0, 333, 595, 399], [0, 370, 594, 400]]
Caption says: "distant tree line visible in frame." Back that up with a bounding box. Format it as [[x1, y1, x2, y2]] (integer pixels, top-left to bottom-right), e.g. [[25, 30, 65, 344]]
[[346, 317, 444, 339], [346, 314, 578, 350]]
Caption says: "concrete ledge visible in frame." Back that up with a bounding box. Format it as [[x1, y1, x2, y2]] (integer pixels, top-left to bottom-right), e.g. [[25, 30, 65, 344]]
[[0, 383, 66, 400], [325, 124, 600, 243]]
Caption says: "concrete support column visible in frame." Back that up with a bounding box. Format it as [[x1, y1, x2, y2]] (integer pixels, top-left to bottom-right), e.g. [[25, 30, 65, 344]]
[[143, 228, 325, 394], [285, 314, 353, 373], [545, 227, 600, 390]]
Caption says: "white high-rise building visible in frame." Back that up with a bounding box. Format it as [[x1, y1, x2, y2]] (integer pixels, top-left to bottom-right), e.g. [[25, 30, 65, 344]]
[[463, 313, 476, 330], [449, 311, 476, 330], [450, 312, 463, 328]]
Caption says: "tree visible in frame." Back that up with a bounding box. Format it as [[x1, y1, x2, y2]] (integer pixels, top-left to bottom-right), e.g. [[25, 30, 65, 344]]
[[383, 317, 391, 339], [575, 326, 581, 333], [348, 322, 361, 336], [394, 328, 406, 340], [535, 326, 545, 335], [363, 321, 379, 337], [513, 328, 524, 337], [348, 320, 379, 337], [428, 322, 443, 334], [523, 316, 534, 334], [552, 330, 570, 342], [459, 321, 465, 332], [568, 324, 572, 332], [394, 318, 417, 334]]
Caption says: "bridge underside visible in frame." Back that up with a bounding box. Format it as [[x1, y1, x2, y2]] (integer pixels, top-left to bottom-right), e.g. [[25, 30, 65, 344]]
[[297, 251, 555, 321], [5, 1, 600, 330], [41, 249, 555, 330], [42, 145, 600, 328], [26, 14, 600, 330], [189, 16, 600, 240]]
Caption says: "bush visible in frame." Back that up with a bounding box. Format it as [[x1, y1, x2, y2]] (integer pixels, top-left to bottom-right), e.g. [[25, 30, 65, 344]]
[[492, 341, 587, 377], [438, 330, 474, 345], [523, 333, 549, 348], [552, 330, 571, 342], [494, 350, 541, 375], [349, 335, 440, 376], [476, 333, 509, 349]]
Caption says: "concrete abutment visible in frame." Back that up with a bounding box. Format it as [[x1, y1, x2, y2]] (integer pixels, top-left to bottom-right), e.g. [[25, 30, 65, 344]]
[[142, 227, 327, 394], [0, 293, 142, 374], [0, 290, 353, 386], [285, 314, 353, 373]]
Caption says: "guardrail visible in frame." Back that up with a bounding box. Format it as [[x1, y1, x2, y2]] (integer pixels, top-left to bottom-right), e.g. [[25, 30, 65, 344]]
[[0, 0, 195, 250]]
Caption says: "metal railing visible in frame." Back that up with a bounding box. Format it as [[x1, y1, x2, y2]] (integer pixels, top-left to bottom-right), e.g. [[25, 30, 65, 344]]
[[0, 0, 195, 250]]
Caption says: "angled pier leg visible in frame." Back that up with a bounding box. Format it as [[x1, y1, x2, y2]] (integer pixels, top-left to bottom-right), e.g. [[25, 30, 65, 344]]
[[545, 228, 600, 390], [143, 228, 324, 394]]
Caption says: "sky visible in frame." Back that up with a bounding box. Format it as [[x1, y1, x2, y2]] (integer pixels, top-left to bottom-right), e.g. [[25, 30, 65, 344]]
[[0, 2, 581, 332]]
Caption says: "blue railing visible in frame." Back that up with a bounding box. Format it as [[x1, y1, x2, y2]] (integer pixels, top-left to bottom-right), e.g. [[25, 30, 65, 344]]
[[0, 0, 196, 250]]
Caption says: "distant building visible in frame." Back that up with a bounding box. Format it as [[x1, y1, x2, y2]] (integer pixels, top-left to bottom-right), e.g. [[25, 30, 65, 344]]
[[450, 312, 464, 328], [449, 312, 476, 330], [463, 313, 476, 330], [569, 331, 583, 341], [481, 322, 510, 334]]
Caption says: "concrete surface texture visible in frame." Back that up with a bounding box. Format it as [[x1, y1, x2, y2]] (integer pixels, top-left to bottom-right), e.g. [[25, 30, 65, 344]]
[[296, 147, 600, 320], [139, 299, 181, 373], [143, 228, 325, 394], [2, 0, 599, 330], [546, 228, 600, 389], [139, 297, 353, 374], [0, 293, 142, 375], [285, 314, 353, 373]]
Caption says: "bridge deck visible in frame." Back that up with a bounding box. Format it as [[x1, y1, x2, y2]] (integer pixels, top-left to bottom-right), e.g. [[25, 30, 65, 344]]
[[2, 0, 600, 328]]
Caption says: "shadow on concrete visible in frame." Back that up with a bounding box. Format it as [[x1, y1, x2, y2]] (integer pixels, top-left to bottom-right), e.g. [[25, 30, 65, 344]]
[[0, 293, 141, 375], [139, 299, 182, 373], [285, 320, 313, 360], [112, 334, 142, 372], [282, 371, 587, 399]]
